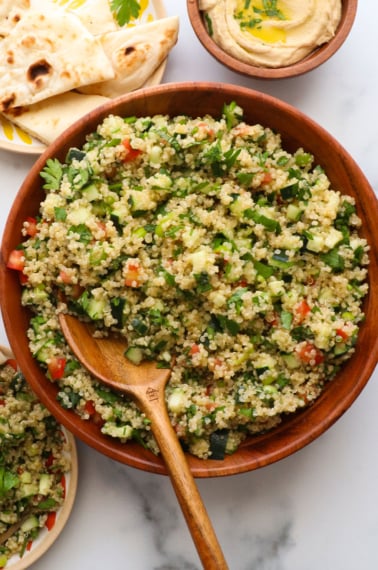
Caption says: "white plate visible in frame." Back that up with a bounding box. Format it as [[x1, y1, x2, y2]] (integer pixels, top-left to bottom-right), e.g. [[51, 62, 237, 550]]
[[0, 0, 167, 155], [0, 346, 79, 570]]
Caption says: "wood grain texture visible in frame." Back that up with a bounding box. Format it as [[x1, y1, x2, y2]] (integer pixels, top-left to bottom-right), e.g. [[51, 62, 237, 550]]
[[186, 0, 358, 79], [59, 314, 228, 569], [1, 82, 377, 478]]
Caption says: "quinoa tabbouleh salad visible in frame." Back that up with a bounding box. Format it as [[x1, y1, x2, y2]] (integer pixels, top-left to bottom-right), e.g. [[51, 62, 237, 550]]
[[0, 349, 71, 567], [7, 102, 369, 460]]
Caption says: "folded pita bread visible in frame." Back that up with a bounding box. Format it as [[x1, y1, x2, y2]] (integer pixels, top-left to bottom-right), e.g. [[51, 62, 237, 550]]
[[3, 91, 111, 145], [0, 0, 29, 37], [0, 6, 114, 112], [78, 16, 179, 98]]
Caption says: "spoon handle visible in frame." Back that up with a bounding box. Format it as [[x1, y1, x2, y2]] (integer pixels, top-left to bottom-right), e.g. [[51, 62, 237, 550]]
[[136, 385, 229, 570]]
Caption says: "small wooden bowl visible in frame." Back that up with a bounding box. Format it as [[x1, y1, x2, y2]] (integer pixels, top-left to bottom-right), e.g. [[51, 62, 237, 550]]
[[187, 0, 358, 79], [1, 82, 377, 477]]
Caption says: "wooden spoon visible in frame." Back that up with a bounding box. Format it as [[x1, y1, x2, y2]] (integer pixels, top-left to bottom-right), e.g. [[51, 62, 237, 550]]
[[59, 313, 228, 570]]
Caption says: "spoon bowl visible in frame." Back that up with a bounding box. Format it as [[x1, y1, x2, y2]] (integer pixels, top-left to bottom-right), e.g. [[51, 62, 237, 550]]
[[59, 312, 228, 569]]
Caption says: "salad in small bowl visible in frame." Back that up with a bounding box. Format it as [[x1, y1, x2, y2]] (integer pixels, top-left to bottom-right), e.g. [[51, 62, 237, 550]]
[[0, 346, 77, 569]]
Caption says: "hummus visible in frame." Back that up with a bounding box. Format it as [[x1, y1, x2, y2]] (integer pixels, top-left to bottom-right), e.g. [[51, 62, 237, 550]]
[[199, 0, 342, 68]]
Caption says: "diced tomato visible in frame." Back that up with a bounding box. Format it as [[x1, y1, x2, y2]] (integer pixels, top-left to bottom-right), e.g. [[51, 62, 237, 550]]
[[45, 453, 54, 468], [84, 400, 104, 426], [336, 328, 349, 340], [47, 356, 67, 380], [59, 270, 73, 284], [261, 172, 273, 185], [196, 122, 215, 139], [267, 312, 279, 326], [7, 249, 25, 271], [0, 399, 5, 406], [84, 400, 96, 415], [297, 342, 324, 365], [5, 358, 17, 371], [189, 344, 200, 355], [19, 272, 29, 284], [26, 540, 33, 551], [24, 216, 38, 237], [124, 262, 141, 287], [122, 138, 142, 162], [45, 511, 56, 531], [294, 299, 311, 323]]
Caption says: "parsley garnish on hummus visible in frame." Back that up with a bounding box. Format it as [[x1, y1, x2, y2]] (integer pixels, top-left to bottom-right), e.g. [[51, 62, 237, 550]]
[[110, 0, 141, 26]]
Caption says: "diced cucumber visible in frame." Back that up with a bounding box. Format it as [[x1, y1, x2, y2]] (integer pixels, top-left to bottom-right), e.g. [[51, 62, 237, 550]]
[[66, 206, 92, 225], [0, 555, 8, 567], [334, 342, 349, 356], [129, 189, 156, 212], [22, 285, 49, 306], [229, 198, 245, 217], [282, 353, 301, 369], [101, 422, 133, 439], [86, 297, 107, 320], [124, 346, 144, 365], [34, 340, 55, 363], [188, 250, 209, 273], [39, 473, 53, 495], [209, 430, 229, 460], [168, 389, 186, 413], [111, 201, 129, 224], [21, 515, 39, 533], [20, 483, 39, 498], [20, 471, 32, 484], [306, 234, 324, 252], [82, 183, 101, 202], [286, 204, 303, 221], [110, 297, 126, 327], [324, 228, 344, 249]]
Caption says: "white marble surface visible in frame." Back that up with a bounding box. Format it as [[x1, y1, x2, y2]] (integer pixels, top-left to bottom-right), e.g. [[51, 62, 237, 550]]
[[1, 2, 378, 569]]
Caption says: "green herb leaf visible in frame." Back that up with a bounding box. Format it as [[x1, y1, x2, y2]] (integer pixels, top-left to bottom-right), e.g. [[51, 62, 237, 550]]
[[68, 224, 92, 244], [320, 249, 345, 272], [194, 272, 213, 293], [40, 158, 63, 191], [110, 0, 141, 26]]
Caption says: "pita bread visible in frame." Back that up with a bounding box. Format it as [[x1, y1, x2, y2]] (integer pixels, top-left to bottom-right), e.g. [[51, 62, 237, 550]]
[[78, 16, 179, 98], [69, 0, 118, 35], [3, 91, 110, 145], [0, 6, 114, 112], [0, 0, 29, 37]]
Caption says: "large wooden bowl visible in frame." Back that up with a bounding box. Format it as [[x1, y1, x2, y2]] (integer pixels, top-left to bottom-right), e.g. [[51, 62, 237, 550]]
[[187, 0, 358, 79], [1, 82, 377, 477]]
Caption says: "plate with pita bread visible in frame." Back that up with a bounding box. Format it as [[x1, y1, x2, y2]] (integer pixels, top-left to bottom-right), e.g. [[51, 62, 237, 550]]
[[0, 0, 178, 154]]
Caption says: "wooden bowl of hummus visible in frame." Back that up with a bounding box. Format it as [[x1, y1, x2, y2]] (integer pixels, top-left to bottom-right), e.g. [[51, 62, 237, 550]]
[[187, 0, 358, 79]]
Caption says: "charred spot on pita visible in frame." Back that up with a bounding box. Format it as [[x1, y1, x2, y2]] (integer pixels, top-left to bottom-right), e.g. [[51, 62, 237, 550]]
[[124, 46, 136, 55], [1, 95, 16, 112], [27, 59, 52, 85]]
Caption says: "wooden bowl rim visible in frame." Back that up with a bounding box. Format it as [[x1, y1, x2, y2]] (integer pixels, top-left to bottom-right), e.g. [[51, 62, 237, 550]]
[[1, 81, 377, 478], [186, 0, 358, 79]]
